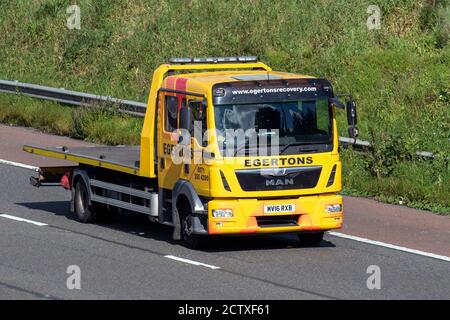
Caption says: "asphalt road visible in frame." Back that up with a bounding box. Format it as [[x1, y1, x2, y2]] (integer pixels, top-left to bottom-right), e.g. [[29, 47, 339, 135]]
[[1, 163, 449, 300]]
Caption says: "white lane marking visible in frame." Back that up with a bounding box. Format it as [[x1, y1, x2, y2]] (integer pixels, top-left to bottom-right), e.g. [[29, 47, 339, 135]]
[[0, 159, 39, 171], [164, 255, 221, 270], [328, 231, 450, 262], [0, 214, 48, 227]]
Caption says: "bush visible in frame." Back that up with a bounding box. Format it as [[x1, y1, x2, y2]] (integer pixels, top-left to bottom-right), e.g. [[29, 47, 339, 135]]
[[364, 129, 412, 178]]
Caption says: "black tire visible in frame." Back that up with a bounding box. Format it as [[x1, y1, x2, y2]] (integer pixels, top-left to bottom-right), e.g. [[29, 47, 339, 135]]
[[74, 179, 96, 223], [298, 232, 324, 246], [179, 202, 205, 249]]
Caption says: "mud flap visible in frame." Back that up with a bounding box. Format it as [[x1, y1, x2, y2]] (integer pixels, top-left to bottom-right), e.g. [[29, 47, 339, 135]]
[[191, 214, 208, 235]]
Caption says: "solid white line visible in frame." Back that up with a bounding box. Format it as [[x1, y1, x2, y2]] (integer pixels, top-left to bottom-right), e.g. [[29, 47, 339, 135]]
[[0, 159, 39, 171], [0, 214, 48, 227], [164, 255, 221, 270], [328, 231, 450, 262]]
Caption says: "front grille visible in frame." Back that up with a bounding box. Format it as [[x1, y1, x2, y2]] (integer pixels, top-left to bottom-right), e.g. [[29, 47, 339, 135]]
[[236, 166, 322, 191], [256, 215, 300, 228]]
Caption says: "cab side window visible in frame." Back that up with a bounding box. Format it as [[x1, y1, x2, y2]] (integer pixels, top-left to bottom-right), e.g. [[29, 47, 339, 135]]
[[189, 100, 207, 146], [164, 95, 178, 132]]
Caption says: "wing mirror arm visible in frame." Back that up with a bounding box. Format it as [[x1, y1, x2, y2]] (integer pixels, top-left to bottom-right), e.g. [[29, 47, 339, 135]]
[[329, 96, 345, 109]]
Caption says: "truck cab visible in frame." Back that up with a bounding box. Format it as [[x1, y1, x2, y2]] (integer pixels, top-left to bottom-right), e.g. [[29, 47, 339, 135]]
[[143, 56, 359, 247], [25, 56, 358, 248]]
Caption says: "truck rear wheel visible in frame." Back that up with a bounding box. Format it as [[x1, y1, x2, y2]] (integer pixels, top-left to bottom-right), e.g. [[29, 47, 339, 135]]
[[74, 179, 96, 223], [298, 232, 324, 246]]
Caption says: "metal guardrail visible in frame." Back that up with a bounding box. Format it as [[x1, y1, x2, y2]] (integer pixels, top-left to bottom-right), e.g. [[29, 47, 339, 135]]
[[338, 137, 439, 159], [0, 80, 437, 159], [0, 80, 147, 117], [338, 137, 372, 148]]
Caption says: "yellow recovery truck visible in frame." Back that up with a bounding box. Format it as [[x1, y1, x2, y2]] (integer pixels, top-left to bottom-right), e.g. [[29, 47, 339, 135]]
[[24, 56, 358, 248]]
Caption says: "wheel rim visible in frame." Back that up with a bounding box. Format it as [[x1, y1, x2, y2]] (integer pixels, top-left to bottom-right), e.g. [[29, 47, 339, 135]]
[[182, 214, 193, 239], [80, 185, 88, 211], [75, 182, 88, 218]]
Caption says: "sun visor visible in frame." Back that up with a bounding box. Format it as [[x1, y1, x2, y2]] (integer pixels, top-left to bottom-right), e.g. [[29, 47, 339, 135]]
[[212, 79, 334, 105]]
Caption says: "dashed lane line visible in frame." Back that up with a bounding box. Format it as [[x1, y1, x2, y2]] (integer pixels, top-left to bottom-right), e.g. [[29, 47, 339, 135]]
[[329, 231, 450, 262], [0, 214, 48, 227]]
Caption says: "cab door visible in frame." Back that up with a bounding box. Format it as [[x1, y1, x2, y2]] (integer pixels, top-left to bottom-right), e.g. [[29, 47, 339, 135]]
[[158, 92, 185, 191]]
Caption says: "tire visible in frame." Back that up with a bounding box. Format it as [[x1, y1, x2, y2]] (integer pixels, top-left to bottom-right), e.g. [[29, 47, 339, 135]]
[[74, 179, 96, 223], [298, 232, 324, 246], [179, 201, 205, 249]]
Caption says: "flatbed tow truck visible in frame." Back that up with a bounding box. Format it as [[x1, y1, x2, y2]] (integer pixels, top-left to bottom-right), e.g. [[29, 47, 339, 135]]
[[24, 56, 358, 248]]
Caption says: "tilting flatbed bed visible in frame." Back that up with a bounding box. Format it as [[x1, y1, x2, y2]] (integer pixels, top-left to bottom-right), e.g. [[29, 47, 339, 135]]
[[23, 145, 140, 175]]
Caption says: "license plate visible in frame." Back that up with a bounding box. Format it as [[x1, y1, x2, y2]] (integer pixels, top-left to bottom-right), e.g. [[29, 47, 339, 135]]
[[263, 204, 296, 214]]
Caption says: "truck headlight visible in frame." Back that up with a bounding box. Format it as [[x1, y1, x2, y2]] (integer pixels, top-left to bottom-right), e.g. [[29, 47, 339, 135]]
[[212, 209, 233, 218], [325, 204, 342, 213]]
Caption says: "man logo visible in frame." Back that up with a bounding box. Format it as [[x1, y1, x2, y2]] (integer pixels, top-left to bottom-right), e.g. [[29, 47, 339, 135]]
[[262, 167, 287, 178], [265, 178, 294, 186], [271, 168, 287, 176]]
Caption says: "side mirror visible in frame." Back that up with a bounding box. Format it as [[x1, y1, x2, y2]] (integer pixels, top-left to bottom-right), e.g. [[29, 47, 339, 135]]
[[179, 106, 192, 131], [178, 106, 192, 145], [346, 100, 358, 138], [200, 99, 207, 120], [346, 100, 357, 126]]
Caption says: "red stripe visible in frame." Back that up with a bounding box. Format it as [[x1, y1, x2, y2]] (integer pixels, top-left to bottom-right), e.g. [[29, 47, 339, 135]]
[[175, 77, 188, 111], [166, 76, 176, 91]]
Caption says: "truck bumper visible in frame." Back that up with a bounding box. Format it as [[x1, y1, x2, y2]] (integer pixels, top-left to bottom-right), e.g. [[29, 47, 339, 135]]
[[207, 194, 343, 235]]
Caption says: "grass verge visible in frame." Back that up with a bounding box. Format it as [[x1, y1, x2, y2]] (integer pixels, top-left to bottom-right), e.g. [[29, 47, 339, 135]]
[[0, 95, 142, 145]]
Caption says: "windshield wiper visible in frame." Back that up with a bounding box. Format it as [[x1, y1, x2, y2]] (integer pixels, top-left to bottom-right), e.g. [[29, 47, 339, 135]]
[[232, 140, 327, 157], [279, 141, 327, 154], [234, 141, 253, 156], [279, 142, 304, 154], [233, 143, 245, 157]]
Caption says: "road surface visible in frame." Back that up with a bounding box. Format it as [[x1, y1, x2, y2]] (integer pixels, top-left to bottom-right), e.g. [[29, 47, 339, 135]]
[[0, 124, 449, 299]]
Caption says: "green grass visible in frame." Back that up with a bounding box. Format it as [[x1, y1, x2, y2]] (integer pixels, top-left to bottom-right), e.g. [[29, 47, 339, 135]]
[[0, 0, 449, 214], [340, 148, 450, 214], [0, 95, 142, 145]]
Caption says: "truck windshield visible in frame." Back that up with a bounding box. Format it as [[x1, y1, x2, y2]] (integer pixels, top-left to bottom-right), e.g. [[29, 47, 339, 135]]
[[214, 98, 332, 156]]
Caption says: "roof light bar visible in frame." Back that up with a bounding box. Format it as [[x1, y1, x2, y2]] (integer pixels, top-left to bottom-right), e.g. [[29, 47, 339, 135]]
[[169, 56, 258, 64]]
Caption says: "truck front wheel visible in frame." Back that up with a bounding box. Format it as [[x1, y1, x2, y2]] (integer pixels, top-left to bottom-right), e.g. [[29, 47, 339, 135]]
[[179, 202, 204, 249], [298, 232, 324, 246], [74, 179, 96, 223]]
